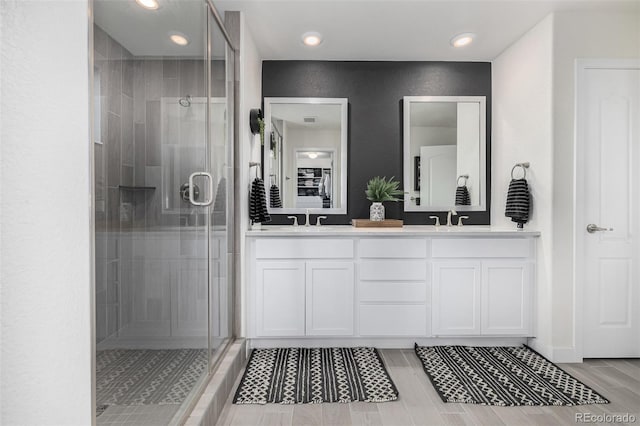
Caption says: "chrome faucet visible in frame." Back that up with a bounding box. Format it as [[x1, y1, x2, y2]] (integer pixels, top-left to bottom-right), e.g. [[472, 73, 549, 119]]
[[304, 209, 311, 227], [315, 216, 327, 226], [458, 216, 469, 226], [287, 216, 299, 227], [429, 215, 441, 227], [446, 209, 458, 227]]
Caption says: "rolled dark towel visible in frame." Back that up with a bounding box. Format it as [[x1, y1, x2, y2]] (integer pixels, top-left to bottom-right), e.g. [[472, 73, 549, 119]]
[[505, 178, 531, 228], [249, 177, 271, 224], [455, 185, 471, 206], [269, 184, 282, 208]]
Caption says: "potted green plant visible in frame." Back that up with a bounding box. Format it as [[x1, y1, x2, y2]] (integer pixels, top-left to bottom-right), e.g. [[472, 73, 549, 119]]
[[365, 176, 403, 221]]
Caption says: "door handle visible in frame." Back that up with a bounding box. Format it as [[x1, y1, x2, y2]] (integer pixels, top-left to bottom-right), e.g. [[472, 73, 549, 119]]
[[188, 172, 214, 206], [586, 224, 613, 233]]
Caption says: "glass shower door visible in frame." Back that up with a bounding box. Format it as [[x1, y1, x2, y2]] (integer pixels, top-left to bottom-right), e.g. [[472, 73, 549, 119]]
[[93, 0, 219, 422], [163, 92, 210, 344], [207, 7, 234, 367]]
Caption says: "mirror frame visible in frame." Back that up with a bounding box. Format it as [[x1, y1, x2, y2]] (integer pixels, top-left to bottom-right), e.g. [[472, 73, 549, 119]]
[[402, 95, 487, 213], [263, 97, 348, 215]]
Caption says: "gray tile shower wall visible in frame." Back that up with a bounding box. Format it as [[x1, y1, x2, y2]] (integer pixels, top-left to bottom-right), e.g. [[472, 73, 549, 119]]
[[94, 23, 228, 345], [95, 25, 132, 343]]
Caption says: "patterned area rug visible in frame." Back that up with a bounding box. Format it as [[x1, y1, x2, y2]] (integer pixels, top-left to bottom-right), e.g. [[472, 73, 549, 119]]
[[233, 347, 399, 404], [415, 344, 609, 406], [96, 349, 207, 407]]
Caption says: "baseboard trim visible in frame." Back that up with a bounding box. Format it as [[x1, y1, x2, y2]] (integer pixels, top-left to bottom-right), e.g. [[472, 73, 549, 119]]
[[552, 346, 582, 363], [526, 338, 553, 360], [250, 337, 528, 349], [527, 339, 582, 363]]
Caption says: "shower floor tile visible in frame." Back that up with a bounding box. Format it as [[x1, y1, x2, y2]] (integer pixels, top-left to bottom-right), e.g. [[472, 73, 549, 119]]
[[96, 348, 207, 424], [96, 349, 207, 405]]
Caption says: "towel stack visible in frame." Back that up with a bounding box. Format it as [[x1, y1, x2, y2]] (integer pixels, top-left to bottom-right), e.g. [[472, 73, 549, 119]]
[[455, 185, 471, 206], [505, 178, 531, 228], [269, 185, 282, 208], [250, 178, 271, 224]]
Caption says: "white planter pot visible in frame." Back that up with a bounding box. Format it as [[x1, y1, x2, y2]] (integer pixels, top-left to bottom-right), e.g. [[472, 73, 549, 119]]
[[369, 202, 385, 221]]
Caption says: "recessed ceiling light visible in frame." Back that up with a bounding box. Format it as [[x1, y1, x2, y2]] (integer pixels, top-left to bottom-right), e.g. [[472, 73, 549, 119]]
[[308, 152, 318, 159], [135, 0, 159, 10], [302, 32, 323, 47], [451, 33, 476, 48], [169, 32, 189, 46]]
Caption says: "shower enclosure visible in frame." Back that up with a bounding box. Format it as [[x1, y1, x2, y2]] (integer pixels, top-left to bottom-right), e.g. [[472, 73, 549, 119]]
[[92, 0, 234, 423]]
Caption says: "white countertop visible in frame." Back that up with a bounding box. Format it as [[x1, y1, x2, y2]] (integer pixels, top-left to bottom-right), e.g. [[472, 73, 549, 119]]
[[246, 225, 540, 237]]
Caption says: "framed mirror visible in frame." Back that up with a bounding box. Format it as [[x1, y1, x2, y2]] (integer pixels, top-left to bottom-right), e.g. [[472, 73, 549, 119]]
[[264, 97, 348, 214], [403, 96, 486, 212]]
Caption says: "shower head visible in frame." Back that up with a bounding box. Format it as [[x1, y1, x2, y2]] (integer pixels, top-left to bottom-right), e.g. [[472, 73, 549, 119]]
[[178, 95, 192, 107]]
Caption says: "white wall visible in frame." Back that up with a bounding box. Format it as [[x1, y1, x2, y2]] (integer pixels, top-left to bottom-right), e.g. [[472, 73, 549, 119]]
[[0, 1, 92, 424], [457, 103, 480, 206], [493, 10, 640, 362], [237, 12, 262, 336], [492, 14, 554, 359], [410, 126, 456, 147], [551, 11, 640, 358]]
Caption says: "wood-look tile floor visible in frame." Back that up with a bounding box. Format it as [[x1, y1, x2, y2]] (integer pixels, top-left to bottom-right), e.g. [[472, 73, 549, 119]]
[[216, 349, 640, 426]]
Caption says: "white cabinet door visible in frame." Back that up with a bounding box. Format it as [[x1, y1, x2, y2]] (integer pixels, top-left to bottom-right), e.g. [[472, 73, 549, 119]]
[[256, 261, 305, 337], [359, 304, 427, 336], [481, 261, 531, 336], [306, 262, 354, 336], [432, 261, 481, 335]]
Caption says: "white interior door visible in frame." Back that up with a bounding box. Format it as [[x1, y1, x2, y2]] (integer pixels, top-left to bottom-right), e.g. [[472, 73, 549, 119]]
[[580, 63, 640, 358], [420, 145, 456, 206]]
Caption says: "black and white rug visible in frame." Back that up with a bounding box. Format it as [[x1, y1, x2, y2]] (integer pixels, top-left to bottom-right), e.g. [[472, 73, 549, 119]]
[[96, 349, 207, 407], [233, 347, 399, 404], [415, 344, 609, 406]]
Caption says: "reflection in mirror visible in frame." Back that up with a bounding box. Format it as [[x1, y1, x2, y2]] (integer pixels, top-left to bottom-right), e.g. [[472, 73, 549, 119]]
[[403, 96, 486, 212], [264, 98, 348, 214]]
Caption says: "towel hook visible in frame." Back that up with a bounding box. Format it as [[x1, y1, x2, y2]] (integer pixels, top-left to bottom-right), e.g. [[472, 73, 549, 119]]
[[249, 162, 261, 179], [511, 162, 530, 180], [457, 174, 469, 186]]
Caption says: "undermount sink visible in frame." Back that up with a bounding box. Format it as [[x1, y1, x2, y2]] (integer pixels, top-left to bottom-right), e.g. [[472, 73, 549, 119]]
[[267, 226, 334, 232], [436, 226, 492, 231], [257, 225, 336, 232]]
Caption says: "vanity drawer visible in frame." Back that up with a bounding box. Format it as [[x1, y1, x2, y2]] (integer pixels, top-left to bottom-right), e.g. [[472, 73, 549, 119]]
[[359, 281, 427, 303], [359, 304, 427, 336], [360, 260, 427, 281], [431, 238, 531, 258], [359, 238, 427, 258], [255, 239, 354, 259]]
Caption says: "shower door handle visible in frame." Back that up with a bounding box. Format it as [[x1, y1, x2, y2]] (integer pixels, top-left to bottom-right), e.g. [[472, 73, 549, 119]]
[[188, 172, 214, 206]]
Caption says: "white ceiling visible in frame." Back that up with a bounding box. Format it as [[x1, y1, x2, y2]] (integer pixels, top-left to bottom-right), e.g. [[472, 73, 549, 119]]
[[214, 0, 639, 61], [94, 0, 225, 57], [94, 0, 638, 60], [271, 103, 343, 128]]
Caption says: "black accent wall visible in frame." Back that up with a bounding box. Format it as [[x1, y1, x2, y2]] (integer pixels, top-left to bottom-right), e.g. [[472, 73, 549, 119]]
[[262, 61, 491, 225]]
